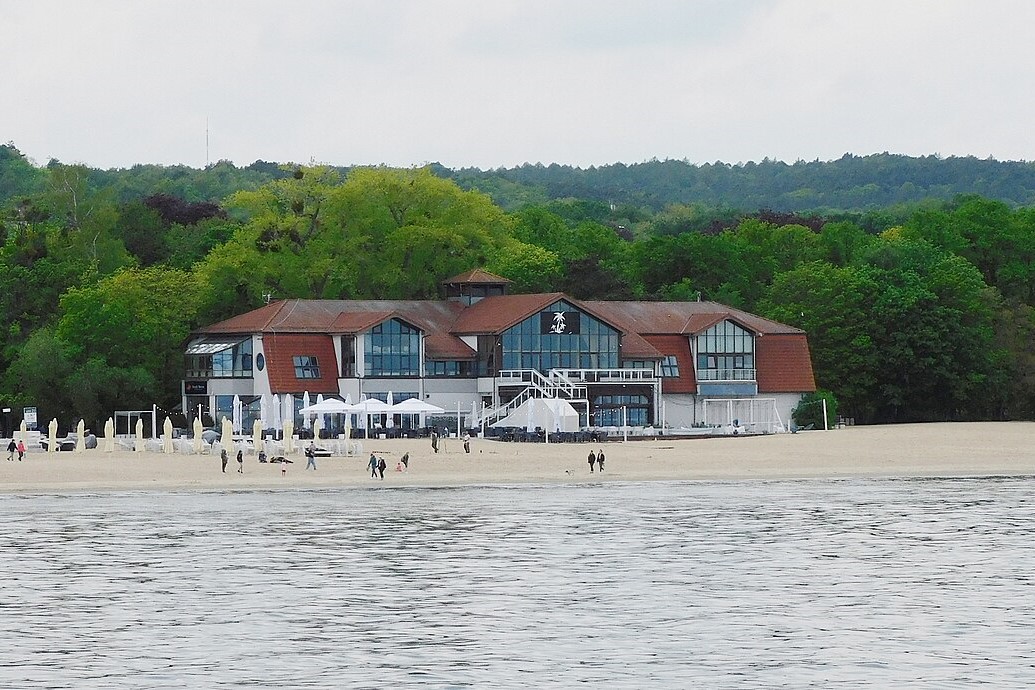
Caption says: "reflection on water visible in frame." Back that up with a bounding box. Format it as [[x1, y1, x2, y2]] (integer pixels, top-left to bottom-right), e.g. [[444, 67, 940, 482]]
[[1, 478, 1034, 687]]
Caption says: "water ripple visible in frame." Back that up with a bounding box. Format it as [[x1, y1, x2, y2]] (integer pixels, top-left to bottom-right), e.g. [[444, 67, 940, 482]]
[[1, 478, 1034, 687]]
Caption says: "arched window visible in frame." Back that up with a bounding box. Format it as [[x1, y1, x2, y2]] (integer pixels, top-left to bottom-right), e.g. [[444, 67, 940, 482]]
[[696, 320, 755, 381], [365, 319, 419, 376]]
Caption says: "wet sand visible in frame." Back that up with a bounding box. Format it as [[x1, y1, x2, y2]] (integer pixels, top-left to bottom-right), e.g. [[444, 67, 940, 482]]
[[0, 422, 1031, 493]]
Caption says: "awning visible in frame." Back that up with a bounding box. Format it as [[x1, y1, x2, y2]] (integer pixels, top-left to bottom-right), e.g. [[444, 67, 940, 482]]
[[185, 336, 249, 355]]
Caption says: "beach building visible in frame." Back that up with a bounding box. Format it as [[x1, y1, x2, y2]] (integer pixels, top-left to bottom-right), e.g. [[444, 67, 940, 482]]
[[182, 270, 815, 435]]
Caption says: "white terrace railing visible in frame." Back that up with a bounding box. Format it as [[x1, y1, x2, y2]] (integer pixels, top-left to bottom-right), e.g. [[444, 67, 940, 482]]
[[697, 368, 757, 382], [551, 368, 659, 384]]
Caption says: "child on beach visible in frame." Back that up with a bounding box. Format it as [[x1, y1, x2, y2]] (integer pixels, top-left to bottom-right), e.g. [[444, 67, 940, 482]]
[[17, 440, 25, 461], [6, 439, 15, 461]]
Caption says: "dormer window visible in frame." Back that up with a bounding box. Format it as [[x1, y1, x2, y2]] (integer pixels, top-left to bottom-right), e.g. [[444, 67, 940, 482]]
[[293, 355, 321, 379]]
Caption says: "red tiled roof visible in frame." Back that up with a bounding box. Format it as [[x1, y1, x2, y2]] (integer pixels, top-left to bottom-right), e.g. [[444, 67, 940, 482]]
[[329, 310, 394, 333], [451, 293, 566, 334], [425, 332, 476, 360], [261, 333, 339, 394], [441, 268, 512, 285], [620, 332, 663, 359], [756, 334, 816, 393], [643, 335, 697, 394], [198, 299, 465, 336], [584, 300, 804, 336]]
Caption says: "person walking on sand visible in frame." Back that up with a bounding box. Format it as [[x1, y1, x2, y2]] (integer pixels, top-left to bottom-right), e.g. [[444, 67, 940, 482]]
[[17, 439, 25, 461], [587, 450, 596, 473], [237, 449, 244, 473], [462, 432, 471, 454], [431, 431, 439, 454], [368, 453, 378, 478], [221, 448, 228, 473], [377, 456, 387, 480], [597, 449, 605, 473], [6, 439, 15, 461], [305, 442, 317, 471], [400, 452, 409, 472]]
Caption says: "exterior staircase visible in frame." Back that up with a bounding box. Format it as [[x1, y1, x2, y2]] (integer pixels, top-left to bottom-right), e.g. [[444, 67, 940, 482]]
[[475, 369, 588, 428]]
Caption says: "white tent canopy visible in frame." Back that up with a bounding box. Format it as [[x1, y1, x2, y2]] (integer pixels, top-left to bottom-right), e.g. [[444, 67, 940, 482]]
[[299, 398, 352, 414], [389, 399, 445, 414], [491, 398, 580, 432]]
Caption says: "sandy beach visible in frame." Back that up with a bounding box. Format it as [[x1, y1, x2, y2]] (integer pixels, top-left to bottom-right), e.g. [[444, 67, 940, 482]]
[[0, 421, 1031, 493]]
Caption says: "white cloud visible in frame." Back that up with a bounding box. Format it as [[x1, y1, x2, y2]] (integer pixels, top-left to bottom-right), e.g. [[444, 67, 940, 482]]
[[3, 0, 1034, 169]]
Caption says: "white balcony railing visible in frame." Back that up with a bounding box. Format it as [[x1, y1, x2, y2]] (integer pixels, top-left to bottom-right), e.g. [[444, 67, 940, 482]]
[[697, 368, 756, 382]]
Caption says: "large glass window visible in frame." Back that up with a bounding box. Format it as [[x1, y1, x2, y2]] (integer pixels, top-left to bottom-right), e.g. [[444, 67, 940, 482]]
[[365, 319, 420, 377], [696, 320, 755, 381], [425, 360, 472, 377], [185, 338, 252, 378], [340, 336, 356, 377], [593, 394, 649, 426], [500, 301, 619, 373]]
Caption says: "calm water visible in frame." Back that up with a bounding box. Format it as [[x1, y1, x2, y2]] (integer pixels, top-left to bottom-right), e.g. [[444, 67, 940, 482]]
[[1, 478, 1034, 688]]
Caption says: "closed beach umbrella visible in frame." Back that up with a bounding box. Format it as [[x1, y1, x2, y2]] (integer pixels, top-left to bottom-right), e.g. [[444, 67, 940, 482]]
[[302, 391, 311, 429], [232, 395, 242, 433], [260, 395, 269, 430], [48, 418, 58, 453], [313, 415, 323, 441], [284, 419, 294, 454], [252, 418, 262, 456], [76, 419, 85, 452], [135, 418, 145, 453], [163, 416, 174, 454], [316, 394, 327, 433], [105, 417, 115, 452], [271, 395, 282, 433], [193, 416, 204, 453], [385, 391, 394, 429], [221, 415, 234, 451]]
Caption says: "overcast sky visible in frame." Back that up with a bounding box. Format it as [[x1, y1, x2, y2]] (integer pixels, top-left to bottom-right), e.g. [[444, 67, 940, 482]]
[[4, 0, 1034, 170]]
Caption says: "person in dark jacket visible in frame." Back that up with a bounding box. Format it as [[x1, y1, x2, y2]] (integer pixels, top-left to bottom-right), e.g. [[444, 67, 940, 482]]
[[220, 448, 228, 473], [377, 456, 387, 480], [587, 450, 596, 473], [596, 449, 605, 473]]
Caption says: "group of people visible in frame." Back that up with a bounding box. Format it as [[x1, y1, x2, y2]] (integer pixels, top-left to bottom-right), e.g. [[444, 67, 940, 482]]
[[587, 449, 606, 473], [6, 439, 25, 461], [220, 448, 245, 473], [368, 452, 387, 479]]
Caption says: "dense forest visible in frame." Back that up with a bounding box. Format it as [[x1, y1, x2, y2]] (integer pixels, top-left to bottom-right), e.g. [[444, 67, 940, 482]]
[[1, 142, 1034, 430]]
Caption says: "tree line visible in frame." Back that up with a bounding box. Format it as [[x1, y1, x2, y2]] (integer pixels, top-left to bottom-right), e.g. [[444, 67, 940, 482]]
[[1, 143, 1033, 430]]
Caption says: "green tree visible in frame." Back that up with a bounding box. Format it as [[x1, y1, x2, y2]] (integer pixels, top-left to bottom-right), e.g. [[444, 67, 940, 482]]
[[56, 267, 203, 413]]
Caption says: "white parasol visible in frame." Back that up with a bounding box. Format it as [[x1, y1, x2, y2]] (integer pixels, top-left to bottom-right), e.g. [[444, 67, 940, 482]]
[[105, 417, 116, 452], [252, 418, 263, 456], [163, 417, 174, 454], [135, 418, 145, 453], [232, 395, 242, 433], [193, 416, 204, 453]]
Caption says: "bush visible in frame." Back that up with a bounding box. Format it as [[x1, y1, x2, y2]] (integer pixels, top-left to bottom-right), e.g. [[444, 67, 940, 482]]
[[792, 390, 839, 430]]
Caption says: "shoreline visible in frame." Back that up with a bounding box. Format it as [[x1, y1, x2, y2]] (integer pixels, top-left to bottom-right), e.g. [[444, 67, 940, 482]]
[[1, 421, 1031, 494]]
